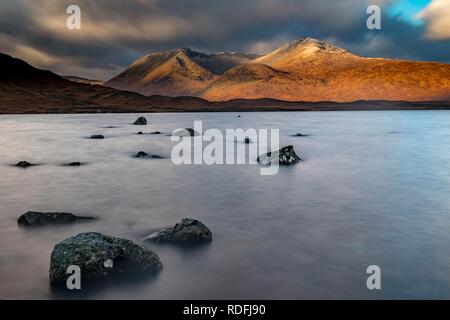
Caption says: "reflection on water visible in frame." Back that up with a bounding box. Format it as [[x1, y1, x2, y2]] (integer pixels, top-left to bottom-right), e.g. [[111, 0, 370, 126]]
[[1, 111, 450, 299]]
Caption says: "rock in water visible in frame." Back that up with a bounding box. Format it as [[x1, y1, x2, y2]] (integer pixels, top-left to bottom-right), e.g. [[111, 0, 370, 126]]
[[293, 133, 308, 137], [257, 145, 302, 166], [49, 232, 162, 284], [244, 137, 251, 144], [172, 128, 199, 137], [16, 161, 34, 168], [135, 151, 163, 159], [17, 211, 95, 226], [90, 135, 104, 139], [133, 117, 147, 125], [68, 162, 81, 166], [145, 218, 212, 243]]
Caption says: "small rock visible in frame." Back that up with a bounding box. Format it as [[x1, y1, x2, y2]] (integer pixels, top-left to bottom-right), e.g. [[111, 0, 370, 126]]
[[293, 133, 308, 137], [257, 145, 302, 166], [90, 135, 104, 139], [137, 131, 144, 135], [16, 161, 34, 168], [172, 128, 200, 137], [133, 117, 148, 125], [135, 151, 163, 159], [244, 137, 251, 144], [50, 232, 162, 284], [150, 131, 161, 135], [17, 211, 95, 226], [145, 218, 212, 243], [68, 162, 81, 166]]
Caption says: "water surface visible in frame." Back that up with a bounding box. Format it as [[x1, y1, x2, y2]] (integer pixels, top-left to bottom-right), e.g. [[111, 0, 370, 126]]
[[1, 111, 450, 299]]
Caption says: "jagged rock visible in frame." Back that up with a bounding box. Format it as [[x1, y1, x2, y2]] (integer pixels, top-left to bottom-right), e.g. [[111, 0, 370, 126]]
[[133, 117, 148, 125], [145, 218, 212, 243], [90, 135, 104, 139], [16, 161, 34, 168], [17, 211, 94, 226], [172, 128, 199, 137], [257, 145, 302, 166], [49, 232, 162, 284]]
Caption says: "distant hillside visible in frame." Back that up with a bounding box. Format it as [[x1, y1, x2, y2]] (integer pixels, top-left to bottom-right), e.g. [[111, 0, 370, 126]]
[[62, 75, 105, 86], [0, 52, 206, 113]]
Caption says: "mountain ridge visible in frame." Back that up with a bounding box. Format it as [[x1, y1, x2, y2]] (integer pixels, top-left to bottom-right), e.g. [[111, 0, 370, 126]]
[[105, 38, 450, 102]]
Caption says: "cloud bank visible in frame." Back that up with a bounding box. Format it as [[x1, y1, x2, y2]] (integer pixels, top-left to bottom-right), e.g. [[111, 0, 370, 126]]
[[0, 0, 449, 79]]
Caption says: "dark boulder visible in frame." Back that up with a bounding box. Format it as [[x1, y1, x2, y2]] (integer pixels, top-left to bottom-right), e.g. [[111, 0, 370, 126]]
[[90, 135, 104, 139], [145, 218, 212, 243], [16, 161, 34, 168], [173, 128, 199, 137], [17, 211, 95, 226], [49, 232, 162, 284], [257, 145, 302, 166], [135, 151, 163, 159], [133, 117, 147, 125]]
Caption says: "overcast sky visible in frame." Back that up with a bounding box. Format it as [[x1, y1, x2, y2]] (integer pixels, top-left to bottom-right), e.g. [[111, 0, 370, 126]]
[[0, 0, 449, 80]]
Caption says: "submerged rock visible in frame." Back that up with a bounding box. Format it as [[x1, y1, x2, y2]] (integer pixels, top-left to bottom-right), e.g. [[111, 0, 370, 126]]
[[135, 151, 163, 159], [172, 128, 200, 137], [16, 161, 34, 168], [133, 117, 147, 125], [293, 133, 308, 137], [90, 135, 104, 139], [145, 218, 212, 243], [49, 232, 162, 284], [17, 211, 95, 226], [257, 145, 302, 166]]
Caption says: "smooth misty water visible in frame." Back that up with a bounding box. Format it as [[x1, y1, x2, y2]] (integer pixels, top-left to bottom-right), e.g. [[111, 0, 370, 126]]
[[1, 111, 450, 299]]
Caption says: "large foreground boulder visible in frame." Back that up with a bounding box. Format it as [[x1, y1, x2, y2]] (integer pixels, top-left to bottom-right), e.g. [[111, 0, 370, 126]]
[[17, 211, 95, 226], [50, 232, 162, 284], [257, 145, 302, 166], [133, 117, 147, 125], [145, 218, 212, 243]]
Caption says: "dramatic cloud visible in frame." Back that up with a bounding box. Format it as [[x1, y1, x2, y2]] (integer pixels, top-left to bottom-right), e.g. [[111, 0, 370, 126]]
[[418, 0, 450, 40], [0, 0, 448, 80]]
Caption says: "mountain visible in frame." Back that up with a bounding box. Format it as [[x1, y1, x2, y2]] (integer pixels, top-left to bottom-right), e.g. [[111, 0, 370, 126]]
[[104, 48, 257, 96], [203, 38, 450, 102], [106, 38, 450, 102], [0, 53, 207, 113]]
